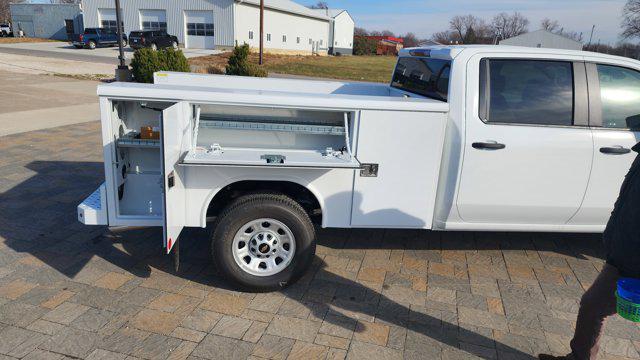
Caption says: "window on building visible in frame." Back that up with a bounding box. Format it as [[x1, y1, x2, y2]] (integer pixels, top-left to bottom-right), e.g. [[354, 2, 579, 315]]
[[142, 21, 167, 31], [249, 31, 254, 40], [319, 39, 323, 45], [267, 33, 271, 41], [597, 64, 640, 129], [309, 38, 313, 45], [187, 22, 214, 36], [100, 20, 120, 31], [478, 59, 574, 126], [335, 41, 338, 45], [297, 37, 300, 44], [283, 35, 287, 42], [391, 57, 451, 102]]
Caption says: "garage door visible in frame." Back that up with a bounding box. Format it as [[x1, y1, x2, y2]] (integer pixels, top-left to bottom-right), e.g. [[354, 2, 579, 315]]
[[140, 10, 167, 31], [185, 11, 214, 49], [98, 9, 118, 31]]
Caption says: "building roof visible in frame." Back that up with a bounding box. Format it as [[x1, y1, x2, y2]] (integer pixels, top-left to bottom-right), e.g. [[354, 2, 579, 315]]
[[499, 29, 582, 50], [311, 8, 347, 18], [236, 0, 330, 20]]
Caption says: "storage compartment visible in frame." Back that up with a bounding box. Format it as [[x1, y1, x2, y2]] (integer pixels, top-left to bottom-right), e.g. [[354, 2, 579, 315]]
[[182, 104, 360, 169], [109, 100, 174, 218]]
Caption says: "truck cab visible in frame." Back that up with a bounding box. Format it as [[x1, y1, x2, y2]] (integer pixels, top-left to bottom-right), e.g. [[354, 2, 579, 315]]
[[78, 46, 640, 291], [71, 27, 127, 49]]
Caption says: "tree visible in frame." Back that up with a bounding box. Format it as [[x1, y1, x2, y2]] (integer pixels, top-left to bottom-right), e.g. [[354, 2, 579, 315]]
[[309, 1, 329, 9], [622, 0, 640, 39], [380, 30, 396, 37], [431, 30, 459, 44], [0, 0, 25, 23], [449, 15, 492, 44], [353, 36, 377, 55], [540, 18, 584, 42], [354, 27, 368, 36], [541, 18, 561, 33], [491, 12, 529, 41], [402, 32, 423, 47]]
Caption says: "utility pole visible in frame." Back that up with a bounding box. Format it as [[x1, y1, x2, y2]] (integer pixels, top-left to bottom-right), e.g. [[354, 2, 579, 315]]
[[259, 0, 264, 65], [114, 0, 131, 81]]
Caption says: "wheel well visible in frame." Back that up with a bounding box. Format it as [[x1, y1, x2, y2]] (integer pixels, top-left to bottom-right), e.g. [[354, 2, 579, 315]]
[[206, 181, 322, 224]]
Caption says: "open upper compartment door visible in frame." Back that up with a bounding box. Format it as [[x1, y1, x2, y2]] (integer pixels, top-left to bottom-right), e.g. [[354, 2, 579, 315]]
[[180, 105, 361, 169], [162, 102, 192, 254]]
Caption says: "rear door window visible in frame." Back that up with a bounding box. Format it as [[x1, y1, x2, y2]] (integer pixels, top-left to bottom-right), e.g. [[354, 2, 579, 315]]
[[479, 59, 575, 126], [596, 64, 640, 130], [391, 57, 451, 101]]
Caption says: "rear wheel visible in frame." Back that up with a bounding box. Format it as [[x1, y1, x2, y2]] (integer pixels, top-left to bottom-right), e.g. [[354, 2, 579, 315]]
[[120, 39, 128, 47], [211, 194, 316, 292]]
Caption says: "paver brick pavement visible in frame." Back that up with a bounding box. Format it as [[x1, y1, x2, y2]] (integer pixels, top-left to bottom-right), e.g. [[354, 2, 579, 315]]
[[0, 121, 638, 360]]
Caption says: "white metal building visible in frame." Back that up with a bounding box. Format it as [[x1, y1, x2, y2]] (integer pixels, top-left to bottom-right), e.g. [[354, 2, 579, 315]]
[[81, 0, 352, 54], [499, 29, 583, 51], [312, 9, 355, 55]]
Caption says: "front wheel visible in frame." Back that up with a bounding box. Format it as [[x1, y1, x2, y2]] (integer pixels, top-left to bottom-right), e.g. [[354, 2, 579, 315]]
[[211, 194, 316, 292], [172, 41, 178, 50], [150, 43, 158, 51], [88, 40, 96, 49], [120, 39, 128, 47]]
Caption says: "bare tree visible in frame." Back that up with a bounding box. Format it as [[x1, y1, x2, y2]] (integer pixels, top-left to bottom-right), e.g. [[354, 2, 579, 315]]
[[309, 1, 329, 9], [380, 30, 396, 37], [354, 27, 368, 36], [0, 0, 25, 23], [431, 30, 459, 44], [491, 12, 529, 41], [623, 0, 640, 39], [402, 32, 425, 47], [449, 15, 492, 44], [541, 18, 561, 32]]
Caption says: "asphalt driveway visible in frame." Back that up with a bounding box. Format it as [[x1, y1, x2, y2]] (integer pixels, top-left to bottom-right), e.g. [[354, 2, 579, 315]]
[[0, 41, 222, 65]]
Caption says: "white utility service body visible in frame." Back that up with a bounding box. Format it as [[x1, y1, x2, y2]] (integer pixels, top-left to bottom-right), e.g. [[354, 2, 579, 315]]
[[78, 45, 640, 289]]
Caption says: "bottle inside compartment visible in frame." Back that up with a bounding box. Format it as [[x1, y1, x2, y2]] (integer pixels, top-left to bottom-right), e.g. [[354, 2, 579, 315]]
[[111, 100, 171, 218]]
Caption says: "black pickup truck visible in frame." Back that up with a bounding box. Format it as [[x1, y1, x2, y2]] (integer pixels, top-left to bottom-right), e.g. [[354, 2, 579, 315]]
[[129, 30, 178, 50]]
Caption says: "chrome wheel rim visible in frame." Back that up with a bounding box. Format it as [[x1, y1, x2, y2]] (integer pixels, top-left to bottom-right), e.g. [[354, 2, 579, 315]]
[[232, 218, 296, 277]]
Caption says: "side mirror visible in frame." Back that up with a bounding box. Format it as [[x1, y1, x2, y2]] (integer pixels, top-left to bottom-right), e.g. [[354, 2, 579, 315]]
[[626, 115, 640, 131]]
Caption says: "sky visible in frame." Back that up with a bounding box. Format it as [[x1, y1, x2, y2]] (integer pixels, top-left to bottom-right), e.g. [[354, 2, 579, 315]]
[[309, 0, 628, 44]]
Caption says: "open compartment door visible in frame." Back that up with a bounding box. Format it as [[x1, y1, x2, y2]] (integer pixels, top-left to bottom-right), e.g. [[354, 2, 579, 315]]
[[162, 102, 191, 254]]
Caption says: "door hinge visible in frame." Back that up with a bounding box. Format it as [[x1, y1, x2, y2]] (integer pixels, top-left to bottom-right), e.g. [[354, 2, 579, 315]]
[[360, 163, 379, 177]]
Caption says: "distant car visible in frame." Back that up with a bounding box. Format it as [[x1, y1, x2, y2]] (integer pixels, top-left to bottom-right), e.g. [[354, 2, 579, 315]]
[[129, 30, 178, 50], [70, 28, 127, 49], [0, 24, 12, 37]]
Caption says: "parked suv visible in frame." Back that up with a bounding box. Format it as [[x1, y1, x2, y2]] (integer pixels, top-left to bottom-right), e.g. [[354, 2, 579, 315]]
[[129, 30, 178, 50], [0, 24, 12, 37], [70, 28, 127, 49]]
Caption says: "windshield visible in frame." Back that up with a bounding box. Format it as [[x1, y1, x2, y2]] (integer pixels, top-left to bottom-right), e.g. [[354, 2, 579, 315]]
[[391, 57, 451, 102]]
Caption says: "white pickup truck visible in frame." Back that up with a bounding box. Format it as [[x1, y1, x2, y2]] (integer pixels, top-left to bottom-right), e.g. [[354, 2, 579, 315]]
[[78, 45, 640, 291]]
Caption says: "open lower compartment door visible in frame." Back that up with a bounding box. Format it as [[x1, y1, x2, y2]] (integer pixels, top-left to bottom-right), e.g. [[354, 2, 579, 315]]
[[162, 102, 191, 254]]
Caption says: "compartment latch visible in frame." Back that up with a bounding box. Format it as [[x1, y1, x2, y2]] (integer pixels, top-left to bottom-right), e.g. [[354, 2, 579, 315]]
[[261, 154, 286, 164], [360, 164, 379, 177]]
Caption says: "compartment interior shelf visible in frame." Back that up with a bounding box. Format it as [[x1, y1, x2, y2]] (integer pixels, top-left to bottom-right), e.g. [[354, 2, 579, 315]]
[[181, 148, 360, 169], [199, 119, 346, 136], [117, 137, 160, 148]]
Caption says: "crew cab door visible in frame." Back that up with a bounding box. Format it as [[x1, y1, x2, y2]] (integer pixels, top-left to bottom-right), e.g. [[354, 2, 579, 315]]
[[569, 63, 640, 227], [162, 102, 191, 254], [457, 56, 593, 226]]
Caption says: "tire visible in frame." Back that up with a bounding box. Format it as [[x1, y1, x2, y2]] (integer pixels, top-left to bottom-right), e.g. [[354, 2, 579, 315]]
[[211, 193, 316, 292], [121, 39, 127, 47], [172, 41, 178, 50], [88, 40, 97, 50], [150, 43, 158, 51]]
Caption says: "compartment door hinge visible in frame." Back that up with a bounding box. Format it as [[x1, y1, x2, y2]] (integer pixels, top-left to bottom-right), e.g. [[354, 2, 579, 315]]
[[360, 164, 379, 177]]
